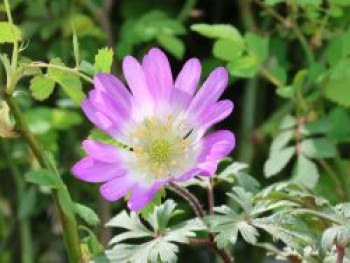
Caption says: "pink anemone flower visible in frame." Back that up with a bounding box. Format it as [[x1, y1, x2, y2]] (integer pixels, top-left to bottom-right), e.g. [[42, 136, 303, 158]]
[[72, 48, 235, 211]]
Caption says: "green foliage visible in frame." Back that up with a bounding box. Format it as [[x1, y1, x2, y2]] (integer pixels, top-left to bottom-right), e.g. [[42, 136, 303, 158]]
[[300, 138, 337, 159], [26, 169, 62, 188], [191, 24, 243, 42], [94, 48, 114, 73], [0, 22, 21, 43], [116, 10, 186, 59], [264, 147, 295, 177], [47, 58, 85, 104], [29, 75, 56, 101], [104, 200, 205, 263], [74, 203, 100, 226]]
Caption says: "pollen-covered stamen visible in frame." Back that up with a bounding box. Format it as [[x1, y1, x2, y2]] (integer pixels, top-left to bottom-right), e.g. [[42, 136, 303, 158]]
[[149, 139, 172, 163], [129, 115, 197, 180]]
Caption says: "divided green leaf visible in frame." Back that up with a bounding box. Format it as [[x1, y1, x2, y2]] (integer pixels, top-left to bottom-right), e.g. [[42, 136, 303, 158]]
[[94, 48, 114, 73], [29, 75, 56, 101]]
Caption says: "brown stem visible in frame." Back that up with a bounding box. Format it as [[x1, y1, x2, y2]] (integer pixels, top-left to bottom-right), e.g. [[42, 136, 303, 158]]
[[169, 182, 204, 218], [169, 183, 233, 263], [336, 244, 345, 263]]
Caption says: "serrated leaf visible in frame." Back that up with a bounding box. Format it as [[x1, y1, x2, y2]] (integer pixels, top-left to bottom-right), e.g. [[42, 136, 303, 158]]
[[328, 107, 350, 142], [300, 138, 337, 158], [227, 55, 259, 78], [264, 147, 295, 177], [191, 24, 243, 42], [245, 33, 269, 62], [302, 117, 332, 135], [26, 169, 62, 188], [280, 115, 297, 130], [293, 155, 319, 189], [213, 39, 245, 61], [324, 59, 350, 107], [157, 34, 185, 59], [106, 200, 205, 263], [0, 22, 22, 43], [94, 48, 114, 73], [74, 203, 100, 226], [48, 58, 85, 104], [237, 221, 259, 244], [29, 75, 56, 101], [58, 189, 75, 219]]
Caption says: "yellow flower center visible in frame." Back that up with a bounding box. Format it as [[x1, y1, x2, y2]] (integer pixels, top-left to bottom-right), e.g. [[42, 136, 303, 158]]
[[129, 115, 195, 180], [149, 139, 172, 163]]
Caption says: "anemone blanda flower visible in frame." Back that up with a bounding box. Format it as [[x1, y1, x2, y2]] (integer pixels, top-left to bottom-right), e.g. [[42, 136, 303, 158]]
[[72, 48, 235, 211]]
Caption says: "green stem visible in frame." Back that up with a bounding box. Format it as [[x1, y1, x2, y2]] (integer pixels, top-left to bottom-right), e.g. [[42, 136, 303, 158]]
[[29, 62, 93, 84], [291, 22, 316, 66], [4, 0, 18, 70], [1, 141, 33, 263], [177, 0, 197, 21], [4, 95, 83, 263], [19, 219, 33, 263]]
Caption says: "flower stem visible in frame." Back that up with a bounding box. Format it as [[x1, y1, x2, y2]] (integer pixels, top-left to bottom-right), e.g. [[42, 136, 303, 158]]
[[336, 244, 345, 263], [169, 183, 233, 263], [4, 94, 83, 263], [29, 62, 93, 84], [169, 182, 204, 218]]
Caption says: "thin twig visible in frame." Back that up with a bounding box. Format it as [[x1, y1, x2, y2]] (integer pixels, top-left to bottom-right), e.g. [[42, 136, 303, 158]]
[[336, 244, 345, 263], [29, 62, 93, 84], [169, 182, 204, 218]]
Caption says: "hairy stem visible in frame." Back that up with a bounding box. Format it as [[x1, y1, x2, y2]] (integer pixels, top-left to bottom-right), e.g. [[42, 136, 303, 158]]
[[4, 94, 83, 263], [169, 183, 233, 263], [29, 62, 93, 84], [169, 182, 204, 218], [336, 244, 345, 263]]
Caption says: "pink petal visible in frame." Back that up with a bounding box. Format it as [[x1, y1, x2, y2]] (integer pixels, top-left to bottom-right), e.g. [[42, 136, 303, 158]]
[[127, 182, 164, 211], [188, 67, 228, 120], [81, 100, 119, 137], [175, 58, 201, 96], [82, 140, 122, 163], [142, 48, 173, 102], [197, 130, 235, 172], [122, 56, 154, 116], [100, 177, 136, 201], [94, 73, 131, 105], [198, 100, 234, 130], [72, 157, 126, 183]]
